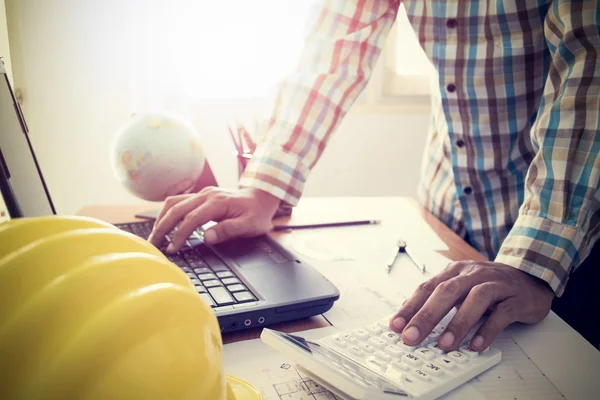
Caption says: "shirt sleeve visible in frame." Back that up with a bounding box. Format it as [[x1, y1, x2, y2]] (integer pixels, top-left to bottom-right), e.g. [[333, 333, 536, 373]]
[[238, 0, 399, 205], [495, 0, 600, 296]]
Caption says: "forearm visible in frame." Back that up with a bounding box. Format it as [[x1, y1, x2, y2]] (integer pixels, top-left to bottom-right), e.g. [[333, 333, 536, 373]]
[[239, 0, 400, 205], [495, 0, 600, 296]]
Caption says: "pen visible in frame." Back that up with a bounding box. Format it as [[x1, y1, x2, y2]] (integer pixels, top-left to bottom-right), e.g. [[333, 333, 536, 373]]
[[273, 219, 380, 231]]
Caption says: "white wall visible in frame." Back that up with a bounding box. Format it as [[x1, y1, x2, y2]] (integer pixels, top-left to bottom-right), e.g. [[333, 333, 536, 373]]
[[10, 1, 430, 215], [0, 0, 11, 81]]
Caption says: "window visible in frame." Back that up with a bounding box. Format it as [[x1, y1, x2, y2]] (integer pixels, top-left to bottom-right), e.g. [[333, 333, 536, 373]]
[[129, 0, 318, 108], [356, 4, 433, 112], [386, 5, 434, 96], [128, 1, 433, 113]]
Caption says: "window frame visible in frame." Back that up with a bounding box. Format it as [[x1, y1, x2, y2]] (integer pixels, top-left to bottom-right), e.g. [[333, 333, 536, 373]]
[[352, 16, 432, 114]]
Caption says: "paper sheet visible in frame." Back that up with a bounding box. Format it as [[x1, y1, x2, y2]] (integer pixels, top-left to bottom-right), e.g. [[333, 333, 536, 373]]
[[230, 199, 576, 399], [283, 209, 449, 265], [223, 327, 563, 400], [223, 327, 342, 400], [285, 198, 449, 255], [303, 250, 452, 330]]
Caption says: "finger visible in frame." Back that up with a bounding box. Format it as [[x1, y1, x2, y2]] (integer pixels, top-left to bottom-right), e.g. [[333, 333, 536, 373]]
[[153, 194, 189, 228], [438, 282, 510, 351], [401, 269, 497, 345], [148, 195, 206, 247], [389, 262, 465, 333], [204, 217, 257, 244], [168, 201, 226, 252], [469, 297, 518, 351]]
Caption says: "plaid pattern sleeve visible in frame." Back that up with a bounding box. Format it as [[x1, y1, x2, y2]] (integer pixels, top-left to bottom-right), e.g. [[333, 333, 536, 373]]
[[495, 0, 600, 296], [238, 0, 399, 205]]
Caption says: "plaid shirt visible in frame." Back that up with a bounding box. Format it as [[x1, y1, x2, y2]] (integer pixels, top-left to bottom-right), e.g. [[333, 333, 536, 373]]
[[239, 0, 600, 296]]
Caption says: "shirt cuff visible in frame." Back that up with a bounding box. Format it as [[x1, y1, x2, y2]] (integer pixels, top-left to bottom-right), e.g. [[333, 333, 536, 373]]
[[237, 145, 311, 206], [495, 214, 585, 297]]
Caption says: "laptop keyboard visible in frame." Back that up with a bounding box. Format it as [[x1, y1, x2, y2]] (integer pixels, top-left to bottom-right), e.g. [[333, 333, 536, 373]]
[[115, 221, 257, 309]]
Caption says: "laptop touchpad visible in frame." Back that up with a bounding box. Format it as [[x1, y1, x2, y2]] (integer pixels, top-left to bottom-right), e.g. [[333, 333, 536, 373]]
[[213, 236, 331, 303]]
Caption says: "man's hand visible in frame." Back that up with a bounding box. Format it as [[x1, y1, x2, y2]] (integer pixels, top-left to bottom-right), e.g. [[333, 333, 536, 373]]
[[148, 187, 280, 253], [389, 261, 554, 352]]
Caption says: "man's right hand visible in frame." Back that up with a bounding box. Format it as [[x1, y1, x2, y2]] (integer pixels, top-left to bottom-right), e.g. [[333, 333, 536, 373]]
[[148, 187, 281, 253]]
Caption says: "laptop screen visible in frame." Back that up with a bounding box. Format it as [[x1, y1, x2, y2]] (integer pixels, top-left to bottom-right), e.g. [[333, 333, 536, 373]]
[[0, 59, 55, 218]]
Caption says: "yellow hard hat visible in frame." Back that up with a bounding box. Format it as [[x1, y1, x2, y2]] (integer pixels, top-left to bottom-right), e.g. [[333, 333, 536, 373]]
[[0, 216, 262, 400]]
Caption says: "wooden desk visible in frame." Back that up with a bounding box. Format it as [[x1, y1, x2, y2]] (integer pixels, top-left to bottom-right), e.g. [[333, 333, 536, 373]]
[[78, 197, 484, 344]]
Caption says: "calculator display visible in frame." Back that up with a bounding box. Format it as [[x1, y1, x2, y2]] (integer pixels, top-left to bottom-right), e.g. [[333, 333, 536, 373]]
[[276, 330, 408, 397]]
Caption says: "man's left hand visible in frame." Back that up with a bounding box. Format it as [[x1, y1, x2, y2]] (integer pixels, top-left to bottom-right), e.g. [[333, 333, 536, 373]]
[[389, 261, 554, 352]]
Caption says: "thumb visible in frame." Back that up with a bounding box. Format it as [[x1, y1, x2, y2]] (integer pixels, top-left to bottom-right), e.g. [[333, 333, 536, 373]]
[[203, 218, 255, 244]]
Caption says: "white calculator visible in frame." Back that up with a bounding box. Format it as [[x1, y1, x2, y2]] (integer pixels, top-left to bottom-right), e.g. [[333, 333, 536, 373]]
[[261, 316, 501, 399]]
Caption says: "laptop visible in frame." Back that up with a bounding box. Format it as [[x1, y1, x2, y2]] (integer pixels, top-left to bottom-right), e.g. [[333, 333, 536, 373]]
[[0, 59, 340, 333]]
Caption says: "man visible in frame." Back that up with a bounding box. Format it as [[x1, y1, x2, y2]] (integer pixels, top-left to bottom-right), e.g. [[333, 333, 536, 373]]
[[149, 0, 600, 349]]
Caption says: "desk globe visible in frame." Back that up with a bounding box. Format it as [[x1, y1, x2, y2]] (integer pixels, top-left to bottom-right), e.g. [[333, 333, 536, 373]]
[[111, 112, 206, 201]]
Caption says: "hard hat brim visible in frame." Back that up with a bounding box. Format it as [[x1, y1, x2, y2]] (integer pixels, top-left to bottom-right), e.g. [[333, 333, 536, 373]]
[[227, 374, 263, 400]]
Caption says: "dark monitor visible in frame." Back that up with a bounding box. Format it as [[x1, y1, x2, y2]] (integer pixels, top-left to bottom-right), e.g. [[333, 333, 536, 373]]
[[0, 58, 56, 218]]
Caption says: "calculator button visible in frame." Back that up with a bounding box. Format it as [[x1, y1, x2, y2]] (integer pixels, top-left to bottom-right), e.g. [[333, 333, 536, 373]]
[[435, 357, 457, 370], [181, 267, 192, 273], [402, 353, 422, 367], [368, 337, 388, 350], [411, 369, 431, 382], [397, 340, 417, 352], [366, 323, 383, 335], [349, 345, 365, 358], [427, 342, 445, 355], [380, 331, 401, 344], [204, 280, 222, 288], [366, 356, 389, 371], [415, 348, 435, 361], [216, 271, 235, 278], [384, 345, 404, 358], [377, 318, 391, 328], [459, 345, 479, 357], [448, 351, 469, 364], [391, 359, 410, 371], [332, 336, 347, 348], [190, 278, 202, 285], [195, 285, 207, 293], [374, 351, 392, 363], [342, 333, 358, 344], [423, 362, 444, 377], [186, 272, 196, 278], [358, 342, 376, 353], [352, 328, 370, 340], [428, 329, 442, 340]]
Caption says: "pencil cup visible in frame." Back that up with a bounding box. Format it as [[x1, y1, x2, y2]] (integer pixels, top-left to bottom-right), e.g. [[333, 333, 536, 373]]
[[234, 151, 253, 179]]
